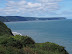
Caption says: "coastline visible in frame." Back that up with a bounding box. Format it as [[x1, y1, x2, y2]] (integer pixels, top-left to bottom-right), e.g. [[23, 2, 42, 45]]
[[5, 20, 72, 54]]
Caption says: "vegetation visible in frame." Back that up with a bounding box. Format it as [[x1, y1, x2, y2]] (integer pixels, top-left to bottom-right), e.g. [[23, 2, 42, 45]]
[[0, 21, 68, 54], [1, 35, 35, 48], [0, 21, 13, 36]]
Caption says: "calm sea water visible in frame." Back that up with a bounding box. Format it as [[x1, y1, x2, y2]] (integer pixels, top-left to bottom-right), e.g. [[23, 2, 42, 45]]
[[5, 20, 72, 54]]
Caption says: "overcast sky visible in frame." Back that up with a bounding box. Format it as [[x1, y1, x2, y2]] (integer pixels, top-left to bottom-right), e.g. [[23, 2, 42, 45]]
[[0, 0, 72, 18]]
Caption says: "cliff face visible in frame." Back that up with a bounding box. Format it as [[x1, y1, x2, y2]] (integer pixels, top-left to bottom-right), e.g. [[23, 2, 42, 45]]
[[0, 21, 13, 36]]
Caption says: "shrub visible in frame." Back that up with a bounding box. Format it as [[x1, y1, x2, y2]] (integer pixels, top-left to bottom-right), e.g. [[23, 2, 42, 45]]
[[0, 21, 13, 36], [0, 35, 35, 48]]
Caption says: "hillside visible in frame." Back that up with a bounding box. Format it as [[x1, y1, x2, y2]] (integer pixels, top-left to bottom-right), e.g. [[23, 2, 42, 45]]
[[0, 16, 9, 22], [38, 17, 66, 20], [0, 16, 36, 22], [0, 21, 13, 36], [0, 16, 66, 22], [0, 21, 68, 54]]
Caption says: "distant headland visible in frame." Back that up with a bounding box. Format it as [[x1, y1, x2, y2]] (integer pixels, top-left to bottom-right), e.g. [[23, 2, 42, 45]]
[[0, 16, 66, 22]]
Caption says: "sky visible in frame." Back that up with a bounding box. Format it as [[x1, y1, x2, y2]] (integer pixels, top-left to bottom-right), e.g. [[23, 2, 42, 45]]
[[0, 0, 72, 19]]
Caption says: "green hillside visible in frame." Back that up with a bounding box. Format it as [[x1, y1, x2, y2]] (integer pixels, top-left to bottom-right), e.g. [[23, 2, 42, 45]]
[[0, 21, 13, 36], [0, 21, 68, 54]]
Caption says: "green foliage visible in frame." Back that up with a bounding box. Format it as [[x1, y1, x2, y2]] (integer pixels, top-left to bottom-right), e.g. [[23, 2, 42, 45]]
[[30, 42, 69, 54], [1, 35, 35, 48], [0, 21, 13, 36], [0, 42, 69, 54], [0, 36, 69, 54], [0, 45, 25, 54], [0, 21, 13, 44]]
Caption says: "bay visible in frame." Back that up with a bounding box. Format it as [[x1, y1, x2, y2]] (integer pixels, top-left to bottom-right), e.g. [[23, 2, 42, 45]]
[[5, 19, 72, 54]]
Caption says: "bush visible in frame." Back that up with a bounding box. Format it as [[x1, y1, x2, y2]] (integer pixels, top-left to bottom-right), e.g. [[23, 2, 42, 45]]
[[29, 42, 69, 54], [0, 35, 35, 48], [0, 21, 13, 36], [0, 45, 25, 54]]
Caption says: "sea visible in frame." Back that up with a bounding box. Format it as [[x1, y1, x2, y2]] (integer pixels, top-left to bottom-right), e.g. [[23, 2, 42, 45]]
[[5, 19, 72, 54]]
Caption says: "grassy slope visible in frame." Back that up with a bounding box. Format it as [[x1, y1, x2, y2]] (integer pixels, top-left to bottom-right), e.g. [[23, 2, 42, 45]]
[[0, 21, 13, 43], [0, 21, 13, 36], [0, 21, 69, 54]]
